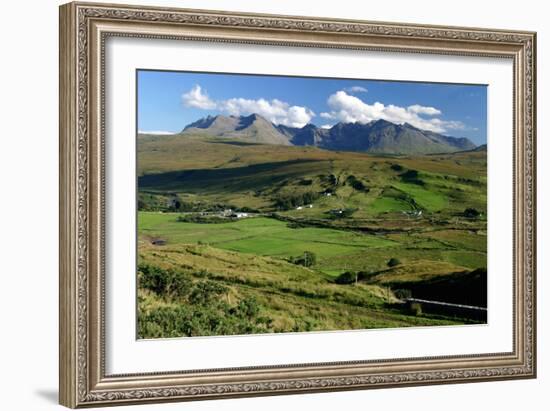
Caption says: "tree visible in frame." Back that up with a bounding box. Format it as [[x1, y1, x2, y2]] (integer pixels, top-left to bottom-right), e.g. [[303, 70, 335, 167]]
[[302, 251, 316, 267], [335, 271, 358, 285], [290, 251, 317, 267]]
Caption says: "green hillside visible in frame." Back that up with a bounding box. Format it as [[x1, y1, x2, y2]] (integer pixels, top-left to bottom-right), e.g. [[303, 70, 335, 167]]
[[137, 133, 487, 338], [138, 241, 465, 338]]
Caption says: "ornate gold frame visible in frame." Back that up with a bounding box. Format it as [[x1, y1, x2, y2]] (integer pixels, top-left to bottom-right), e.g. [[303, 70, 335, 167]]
[[59, 2, 537, 408]]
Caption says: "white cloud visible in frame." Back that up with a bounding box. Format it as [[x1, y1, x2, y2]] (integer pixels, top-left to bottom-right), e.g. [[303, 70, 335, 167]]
[[345, 86, 368, 94], [320, 124, 333, 129], [407, 104, 441, 116], [181, 85, 315, 128], [181, 85, 217, 109], [138, 130, 175, 135], [320, 90, 464, 133]]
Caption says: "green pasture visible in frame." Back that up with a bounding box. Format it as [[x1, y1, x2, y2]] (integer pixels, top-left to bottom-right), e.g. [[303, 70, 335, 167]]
[[139, 212, 397, 260]]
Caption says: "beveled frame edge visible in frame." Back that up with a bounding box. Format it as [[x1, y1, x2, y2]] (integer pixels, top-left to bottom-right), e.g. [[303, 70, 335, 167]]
[[59, 1, 537, 408]]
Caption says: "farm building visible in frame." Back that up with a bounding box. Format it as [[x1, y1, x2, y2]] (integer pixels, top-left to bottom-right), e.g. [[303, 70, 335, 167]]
[[231, 212, 249, 218], [220, 209, 233, 217]]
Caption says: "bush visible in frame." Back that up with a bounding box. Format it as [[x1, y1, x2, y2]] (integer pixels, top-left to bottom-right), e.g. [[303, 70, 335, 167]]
[[188, 281, 228, 305], [138, 264, 193, 298], [394, 289, 412, 300], [321, 174, 338, 186], [137, 264, 273, 338], [346, 175, 369, 192], [232, 297, 261, 319], [399, 169, 425, 185], [177, 215, 228, 224], [335, 271, 357, 285], [463, 208, 481, 218], [274, 191, 320, 210], [335, 271, 376, 284], [289, 251, 317, 267], [137, 295, 272, 338], [387, 258, 401, 267]]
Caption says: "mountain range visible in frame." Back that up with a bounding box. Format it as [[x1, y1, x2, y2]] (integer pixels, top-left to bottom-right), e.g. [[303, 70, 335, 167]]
[[179, 113, 478, 154]]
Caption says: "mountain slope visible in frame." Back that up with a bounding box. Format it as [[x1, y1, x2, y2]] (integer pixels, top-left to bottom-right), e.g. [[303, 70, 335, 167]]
[[275, 124, 302, 139], [182, 114, 292, 145], [313, 120, 476, 154], [178, 114, 476, 154], [289, 124, 328, 146]]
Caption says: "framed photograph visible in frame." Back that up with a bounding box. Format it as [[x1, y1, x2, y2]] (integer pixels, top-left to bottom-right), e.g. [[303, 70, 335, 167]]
[[59, 2, 537, 408]]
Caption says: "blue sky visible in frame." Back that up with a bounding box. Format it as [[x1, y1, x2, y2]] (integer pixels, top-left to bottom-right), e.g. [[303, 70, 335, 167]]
[[137, 70, 487, 145]]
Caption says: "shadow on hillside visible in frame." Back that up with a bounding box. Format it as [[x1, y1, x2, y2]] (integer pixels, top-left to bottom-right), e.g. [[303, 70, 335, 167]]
[[139, 159, 326, 192]]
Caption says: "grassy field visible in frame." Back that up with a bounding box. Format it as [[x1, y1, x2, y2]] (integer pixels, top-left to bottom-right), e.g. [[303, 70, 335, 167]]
[[139, 214, 398, 263], [136, 134, 487, 338], [139, 212, 485, 275]]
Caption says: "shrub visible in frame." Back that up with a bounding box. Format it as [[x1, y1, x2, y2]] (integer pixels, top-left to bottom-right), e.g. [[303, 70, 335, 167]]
[[188, 281, 228, 306], [463, 208, 481, 218], [177, 215, 228, 224], [394, 289, 412, 300], [138, 264, 193, 298], [399, 169, 424, 185], [387, 258, 401, 267], [137, 295, 272, 338], [137, 264, 274, 338], [274, 191, 320, 210], [322, 174, 338, 185], [346, 175, 369, 192], [335, 271, 357, 285], [289, 251, 317, 267], [232, 297, 261, 319]]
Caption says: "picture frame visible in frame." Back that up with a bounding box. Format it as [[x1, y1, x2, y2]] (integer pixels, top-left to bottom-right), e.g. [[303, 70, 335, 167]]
[[59, 1, 536, 408]]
